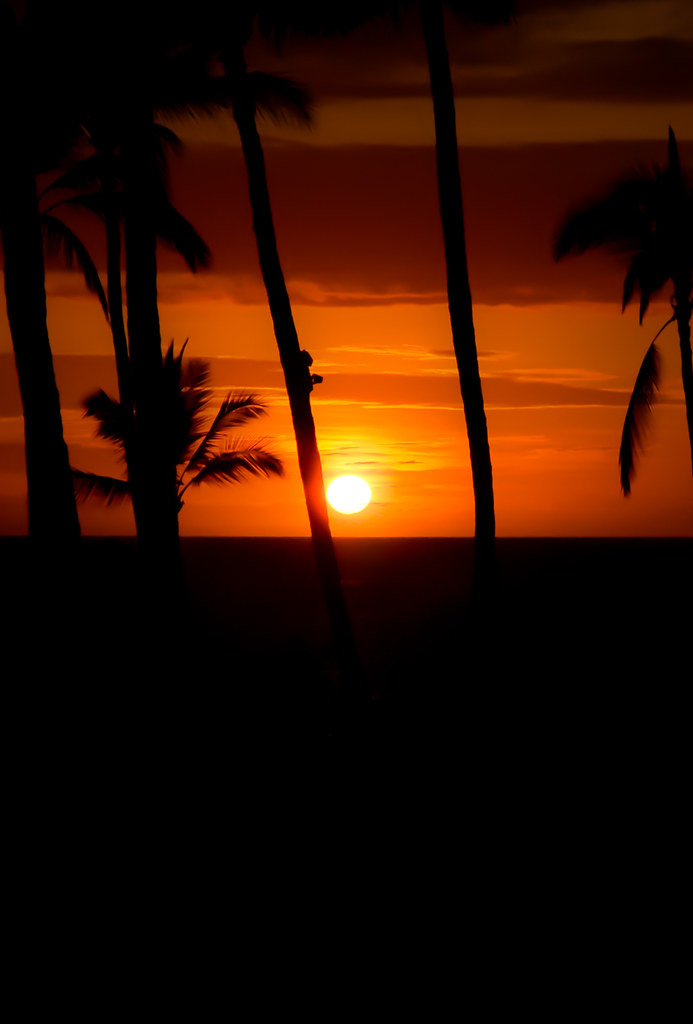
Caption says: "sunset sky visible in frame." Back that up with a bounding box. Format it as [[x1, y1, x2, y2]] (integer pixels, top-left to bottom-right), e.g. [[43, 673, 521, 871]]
[[1, 0, 692, 537]]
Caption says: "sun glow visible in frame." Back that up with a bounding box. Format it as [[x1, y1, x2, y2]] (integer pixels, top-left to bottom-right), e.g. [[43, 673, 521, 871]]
[[326, 475, 372, 514]]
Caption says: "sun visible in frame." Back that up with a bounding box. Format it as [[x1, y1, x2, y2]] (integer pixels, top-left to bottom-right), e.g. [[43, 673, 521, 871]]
[[326, 475, 372, 514]]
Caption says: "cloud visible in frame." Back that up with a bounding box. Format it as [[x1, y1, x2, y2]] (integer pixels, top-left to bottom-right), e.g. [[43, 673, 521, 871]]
[[311, 367, 637, 411], [32, 136, 689, 318], [241, 0, 693, 111], [161, 138, 692, 309], [491, 38, 693, 103], [26, 342, 627, 420]]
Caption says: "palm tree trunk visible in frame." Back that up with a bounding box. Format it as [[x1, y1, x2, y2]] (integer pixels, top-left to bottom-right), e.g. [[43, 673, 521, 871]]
[[420, 0, 496, 600], [103, 174, 133, 417], [674, 284, 693, 477], [226, 48, 361, 694], [0, 153, 81, 547], [102, 167, 140, 501], [120, 101, 184, 608]]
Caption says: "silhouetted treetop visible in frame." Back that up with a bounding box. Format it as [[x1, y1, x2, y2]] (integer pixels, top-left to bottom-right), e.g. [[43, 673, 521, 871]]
[[554, 128, 693, 324], [73, 342, 284, 512], [555, 128, 693, 495]]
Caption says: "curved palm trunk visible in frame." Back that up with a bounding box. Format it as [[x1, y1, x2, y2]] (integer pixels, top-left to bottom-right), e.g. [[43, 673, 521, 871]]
[[226, 49, 361, 693], [420, 0, 496, 600], [0, 146, 81, 546], [121, 102, 184, 607]]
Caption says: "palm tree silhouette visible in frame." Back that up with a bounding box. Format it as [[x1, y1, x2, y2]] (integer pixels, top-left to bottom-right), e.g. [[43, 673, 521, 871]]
[[38, 121, 211, 475], [261, 0, 516, 602], [211, 11, 362, 689], [420, 1, 514, 599], [0, 1, 82, 543], [67, 5, 228, 605], [555, 128, 693, 495], [72, 342, 283, 513]]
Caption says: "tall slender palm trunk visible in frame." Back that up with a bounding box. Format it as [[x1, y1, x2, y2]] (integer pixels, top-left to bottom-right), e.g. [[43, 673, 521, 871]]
[[0, 8, 80, 548], [0, 147, 81, 547], [420, 0, 496, 598], [121, 101, 184, 608], [103, 169, 133, 418], [674, 282, 693, 476], [225, 48, 361, 692], [102, 162, 140, 499]]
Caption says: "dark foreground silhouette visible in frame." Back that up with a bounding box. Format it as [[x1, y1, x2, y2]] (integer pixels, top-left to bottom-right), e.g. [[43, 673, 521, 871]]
[[4, 533, 687, 1015], [5, 535, 690, 740]]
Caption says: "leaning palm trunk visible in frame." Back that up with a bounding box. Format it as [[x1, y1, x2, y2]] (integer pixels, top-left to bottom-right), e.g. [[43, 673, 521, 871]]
[[0, 134, 81, 546], [225, 48, 361, 690], [420, 0, 496, 598], [120, 102, 184, 602]]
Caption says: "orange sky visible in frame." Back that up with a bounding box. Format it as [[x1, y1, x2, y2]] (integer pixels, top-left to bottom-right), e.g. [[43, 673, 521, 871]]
[[1, 0, 692, 537]]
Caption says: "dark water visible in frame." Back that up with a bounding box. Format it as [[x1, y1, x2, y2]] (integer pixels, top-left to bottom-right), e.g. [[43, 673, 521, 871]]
[[179, 535, 692, 682], [2, 534, 689, 772], [3, 535, 690, 691]]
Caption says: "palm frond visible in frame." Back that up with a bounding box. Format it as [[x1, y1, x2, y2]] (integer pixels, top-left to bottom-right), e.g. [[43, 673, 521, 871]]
[[38, 153, 109, 202], [184, 441, 284, 490], [153, 122, 184, 159], [161, 341, 197, 464], [40, 213, 109, 321], [76, 337, 283, 514], [554, 128, 693, 332], [667, 125, 680, 181], [553, 175, 656, 262], [245, 71, 312, 127], [179, 358, 214, 446], [83, 389, 128, 452], [621, 251, 670, 323], [621, 256, 640, 315], [207, 392, 268, 432], [45, 190, 110, 220], [619, 341, 661, 496], [151, 44, 230, 120], [72, 469, 131, 505], [180, 357, 211, 396], [185, 393, 268, 473], [154, 198, 211, 271], [162, 339, 187, 380]]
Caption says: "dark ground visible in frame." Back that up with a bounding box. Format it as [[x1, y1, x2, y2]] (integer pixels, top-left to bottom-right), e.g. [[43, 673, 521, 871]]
[[2, 536, 688, 1008]]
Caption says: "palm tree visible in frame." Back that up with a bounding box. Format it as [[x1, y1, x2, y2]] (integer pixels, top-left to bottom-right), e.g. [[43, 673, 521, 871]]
[[72, 342, 283, 513], [41, 118, 134, 420], [554, 128, 693, 495], [208, 9, 363, 690], [419, 1, 514, 601], [259, 0, 516, 602], [0, 1, 82, 544], [38, 121, 211, 466], [63, 3, 229, 606]]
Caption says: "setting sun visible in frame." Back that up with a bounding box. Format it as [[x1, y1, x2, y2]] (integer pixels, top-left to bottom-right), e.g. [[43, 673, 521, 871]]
[[326, 475, 372, 514]]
